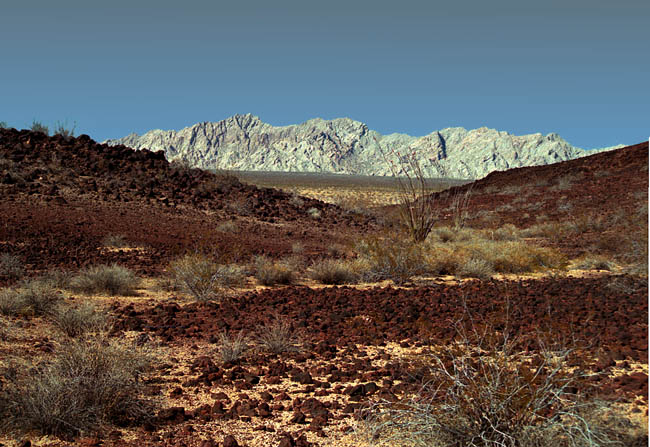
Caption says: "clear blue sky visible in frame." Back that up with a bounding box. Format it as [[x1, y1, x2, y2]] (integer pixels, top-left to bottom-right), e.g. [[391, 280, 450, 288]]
[[1, 0, 648, 149]]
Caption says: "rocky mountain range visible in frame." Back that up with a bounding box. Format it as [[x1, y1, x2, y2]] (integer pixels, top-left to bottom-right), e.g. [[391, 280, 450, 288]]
[[104, 114, 622, 179]]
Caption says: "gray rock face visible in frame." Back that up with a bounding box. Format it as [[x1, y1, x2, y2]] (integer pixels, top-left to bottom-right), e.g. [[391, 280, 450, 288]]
[[104, 114, 621, 179]]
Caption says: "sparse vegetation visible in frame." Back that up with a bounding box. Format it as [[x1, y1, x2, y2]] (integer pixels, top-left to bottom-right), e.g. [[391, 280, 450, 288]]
[[307, 207, 321, 219], [0, 253, 24, 281], [457, 257, 494, 280], [170, 253, 247, 302], [69, 264, 139, 296], [102, 234, 128, 248], [355, 233, 428, 285], [29, 120, 49, 135], [51, 301, 108, 337], [0, 280, 63, 317], [254, 255, 296, 286], [360, 313, 639, 447], [571, 254, 615, 271], [215, 331, 250, 364], [53, 120, 76, 139], [1, 336, 156, 437], [256, 316, 300, 354], [309, 258, 357, 285], [216, 220, 239, 233]]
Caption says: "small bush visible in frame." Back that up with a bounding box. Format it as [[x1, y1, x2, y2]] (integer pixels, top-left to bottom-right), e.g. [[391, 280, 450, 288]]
[[69, 264, 139, 296], [307, 207, 321, 219], [457, 257, 494, 280], [355, 235, 428, 285], [1, 336, 155, 437], [216, 220, 238, 233], [360, 316, 640, 447], [215, 332, 249, 364], [102, 234, 128, 248], [572, 255, 615, 271], [0, 253, 24, 281], [39, 268, 75, 289], [30, 120, 49, 135], [0, 280, 63, 316], [489, 223, 520, 241], [170, 253, 246, 302], [51, 301, 108, 337], [254, 256, 296, 286], [170, 253, 220, 301], [53, 120, 76, 139], [309, 259, 358, 285], [256, 316, 300, 354]]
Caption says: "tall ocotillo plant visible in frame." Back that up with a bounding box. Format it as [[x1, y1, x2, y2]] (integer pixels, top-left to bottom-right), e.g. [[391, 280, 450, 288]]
[[376, 138, 438, 242]]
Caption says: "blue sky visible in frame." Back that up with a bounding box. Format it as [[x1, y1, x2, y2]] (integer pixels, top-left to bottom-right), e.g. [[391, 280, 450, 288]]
[[1, 0, 648, 149]]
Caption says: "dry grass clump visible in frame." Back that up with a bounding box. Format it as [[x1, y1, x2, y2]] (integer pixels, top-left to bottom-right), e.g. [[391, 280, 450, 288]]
[[51, 301, 108, 338], [170, 253, 247, 302], [215, 332, 250, 364], [256, 316, 301, 354], [489, 223, 520, 241], [309, 259, 358, 285], [429, 226, 478, 243], [0, 280, 63, 317], [359, 316, 641, 447], [101, 234, 128, 248], [0, 253, 24, 281], [354, 235, 428, 285], [254, 255, 296, 286], [69, 264, 139, 296], [457, 257, 495, 280], [426, 230, 566, 276], [1, 336, 156, 437], [216, 220, 239, 233], [571, 255, 616, 271], [307, 207, 322, 219]]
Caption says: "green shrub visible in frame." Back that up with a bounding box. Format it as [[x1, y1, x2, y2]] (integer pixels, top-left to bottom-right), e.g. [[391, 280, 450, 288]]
[[69, 264, 139, 296], [1, 337, 155, 436], [0, 253, 24, 281], [309, 259, 358, 285], [254, 255, 296, 286]]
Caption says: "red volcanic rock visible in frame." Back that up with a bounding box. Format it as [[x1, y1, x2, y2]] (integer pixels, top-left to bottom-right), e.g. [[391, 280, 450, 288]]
[[222, 435, 240, 447]]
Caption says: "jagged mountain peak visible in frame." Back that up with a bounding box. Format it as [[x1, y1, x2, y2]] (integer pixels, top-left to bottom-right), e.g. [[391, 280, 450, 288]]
[[104, 115, 622, 179]]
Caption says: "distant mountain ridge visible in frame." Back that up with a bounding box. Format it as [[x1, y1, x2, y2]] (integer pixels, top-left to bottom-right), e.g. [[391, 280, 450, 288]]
[[104, 114, 622, 179]]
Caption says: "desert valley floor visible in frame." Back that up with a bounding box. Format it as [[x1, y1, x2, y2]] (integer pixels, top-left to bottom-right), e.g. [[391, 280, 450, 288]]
[[0, 128, 648, 447]]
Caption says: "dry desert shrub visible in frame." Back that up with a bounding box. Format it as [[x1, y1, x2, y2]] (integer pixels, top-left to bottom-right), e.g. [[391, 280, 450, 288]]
[[429, 226, 478, 243], [51, 301, 108, 338], [170, 253, 247, 302], [307, 207, 322, 219], [215, 331, 250, 364], [457, 257, 495, 280], [309, 258, 358, 285], [488, 223, 520, 241], [216, 220, 239, 233], [69, 264, 139, 296], [0, 280, 63, 317], [354, 234, 429, 285], [1, 336, 156, 437], [0, 253, 24, 281], [256, 316, 301, 354], [359, 314, 640, 447], [571, 255, 616, 271], [253, 255, 296, 286], [101, 234, 128, 248]]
